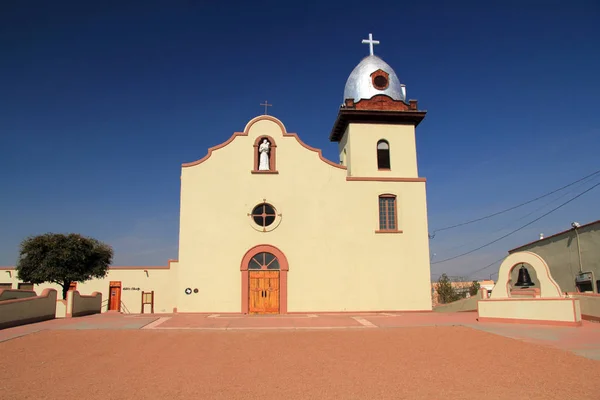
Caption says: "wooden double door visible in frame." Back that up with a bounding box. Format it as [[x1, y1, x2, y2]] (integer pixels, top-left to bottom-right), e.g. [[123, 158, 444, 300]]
[[249, 271, 280, 314]]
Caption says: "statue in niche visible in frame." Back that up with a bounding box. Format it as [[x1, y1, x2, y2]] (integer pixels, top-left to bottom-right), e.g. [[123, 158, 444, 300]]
[[258, 139, 270, 170]]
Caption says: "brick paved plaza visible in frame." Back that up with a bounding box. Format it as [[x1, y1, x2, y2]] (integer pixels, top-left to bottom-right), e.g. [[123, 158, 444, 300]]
[[1, 313, 599, 399]]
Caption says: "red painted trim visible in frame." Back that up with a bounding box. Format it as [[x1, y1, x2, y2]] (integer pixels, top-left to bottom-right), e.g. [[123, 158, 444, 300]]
[[181, 115, 346, 171], [283, 132, 346, 170], [240, 244, 289, 314], [75, 291, 102, 299], [0, 288, 56, 305], [478, 316, 582, 327], [568, 292, 600, 297], [582, 314, 600, 322], [287, 310, 433, 314], [170, 312, 244, 315], [182, 132, 245, 167], [509, 288, 540, 297], [482, 297, 576, 302], [346, 177, 426, 182]]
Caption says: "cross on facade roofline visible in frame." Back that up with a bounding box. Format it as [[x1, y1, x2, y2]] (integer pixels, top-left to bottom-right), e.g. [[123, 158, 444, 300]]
[[362, 33, 380, 56], [260, 101, 272, 115]]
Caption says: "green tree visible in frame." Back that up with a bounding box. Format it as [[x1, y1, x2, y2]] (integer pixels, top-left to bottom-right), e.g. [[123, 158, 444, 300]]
[[16, 233, 113, 299], [436, 273, 461, 304], [469, 280, 481, 296]]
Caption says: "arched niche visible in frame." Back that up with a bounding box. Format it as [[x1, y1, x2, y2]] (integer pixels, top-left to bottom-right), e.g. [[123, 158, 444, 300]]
[[252, 135, 278, 173], [491, 251, 563, 299]]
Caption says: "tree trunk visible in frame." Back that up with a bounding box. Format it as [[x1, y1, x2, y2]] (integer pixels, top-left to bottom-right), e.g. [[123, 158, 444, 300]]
[[62, 283, 70, 300]]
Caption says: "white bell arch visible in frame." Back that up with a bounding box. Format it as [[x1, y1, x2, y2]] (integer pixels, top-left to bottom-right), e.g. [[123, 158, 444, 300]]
[[491, 251, 563, 299]]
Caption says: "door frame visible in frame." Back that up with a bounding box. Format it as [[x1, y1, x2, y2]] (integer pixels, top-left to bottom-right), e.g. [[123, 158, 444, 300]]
[[108, 281, 122, 311], [241, 244, 288, 314]]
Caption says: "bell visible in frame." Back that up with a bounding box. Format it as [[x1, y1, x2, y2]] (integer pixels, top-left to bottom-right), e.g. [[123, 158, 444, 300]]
[[515, 264, 534, 287]]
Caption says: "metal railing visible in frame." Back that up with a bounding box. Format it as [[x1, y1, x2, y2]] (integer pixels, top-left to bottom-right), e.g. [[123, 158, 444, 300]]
[[100, 298, 132, 314]]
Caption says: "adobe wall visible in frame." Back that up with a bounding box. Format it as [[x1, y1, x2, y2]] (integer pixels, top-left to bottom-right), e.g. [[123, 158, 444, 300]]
[[0, 288, 57, 329]]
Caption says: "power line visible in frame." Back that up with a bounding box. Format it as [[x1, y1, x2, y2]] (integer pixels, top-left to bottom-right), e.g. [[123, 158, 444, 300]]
[[431, 180, 600, 265], [429, 169, 600, 238], [465, 256, 506, 279], [431, 176, 596, 255], [430, 256, 504, 282]]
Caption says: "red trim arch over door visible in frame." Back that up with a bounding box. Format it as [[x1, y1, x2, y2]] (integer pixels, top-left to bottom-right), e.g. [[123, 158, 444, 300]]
[[241, 244, 289, 314]]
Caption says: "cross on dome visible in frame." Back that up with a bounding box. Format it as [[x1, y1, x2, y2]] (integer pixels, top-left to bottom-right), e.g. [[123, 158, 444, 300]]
[[361, 33, 380, 56]]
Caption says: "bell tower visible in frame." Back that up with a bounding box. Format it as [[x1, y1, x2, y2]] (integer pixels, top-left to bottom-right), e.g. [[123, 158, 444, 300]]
[[330, 34, 426, 179]]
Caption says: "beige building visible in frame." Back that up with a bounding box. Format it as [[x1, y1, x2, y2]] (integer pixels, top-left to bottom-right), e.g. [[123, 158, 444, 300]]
[[508, 220, 600, 294], [1, 35, 433, 314]]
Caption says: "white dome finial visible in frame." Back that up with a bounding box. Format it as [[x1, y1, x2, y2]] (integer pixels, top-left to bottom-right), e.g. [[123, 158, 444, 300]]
[[361, 33, 380, 56]]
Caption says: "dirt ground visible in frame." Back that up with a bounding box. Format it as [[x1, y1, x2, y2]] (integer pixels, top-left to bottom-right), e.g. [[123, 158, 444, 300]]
[[2, 325, 599, 400]]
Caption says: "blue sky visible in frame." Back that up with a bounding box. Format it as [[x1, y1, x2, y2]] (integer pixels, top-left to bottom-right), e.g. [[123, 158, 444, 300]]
[[1, 1, 599, 280]]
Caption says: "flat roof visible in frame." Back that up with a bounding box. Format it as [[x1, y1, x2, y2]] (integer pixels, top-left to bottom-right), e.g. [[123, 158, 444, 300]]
[[508, 219, 600, 253]]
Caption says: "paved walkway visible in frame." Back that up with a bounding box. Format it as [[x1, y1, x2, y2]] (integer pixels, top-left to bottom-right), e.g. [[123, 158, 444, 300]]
[[1, 313, 599, 400], [2, 312, 599, 360]]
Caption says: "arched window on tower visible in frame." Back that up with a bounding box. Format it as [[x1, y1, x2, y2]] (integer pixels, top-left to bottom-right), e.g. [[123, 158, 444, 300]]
[[377, 140, 391, 170]]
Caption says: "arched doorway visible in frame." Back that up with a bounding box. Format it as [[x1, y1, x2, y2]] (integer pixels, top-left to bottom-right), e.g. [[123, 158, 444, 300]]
[[241, 245, 288, 314]]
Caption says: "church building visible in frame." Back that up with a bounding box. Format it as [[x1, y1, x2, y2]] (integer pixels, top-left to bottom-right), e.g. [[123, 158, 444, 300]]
[[2, 34, 433, 314]]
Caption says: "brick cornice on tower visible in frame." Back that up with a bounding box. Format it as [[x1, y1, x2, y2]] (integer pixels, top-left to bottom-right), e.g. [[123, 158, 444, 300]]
[[329, 95, 427, 142]]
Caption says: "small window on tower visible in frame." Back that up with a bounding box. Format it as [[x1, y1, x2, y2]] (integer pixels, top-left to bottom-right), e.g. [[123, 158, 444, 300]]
[[377, 140, 391, 170], [378, 195, 397, 231]]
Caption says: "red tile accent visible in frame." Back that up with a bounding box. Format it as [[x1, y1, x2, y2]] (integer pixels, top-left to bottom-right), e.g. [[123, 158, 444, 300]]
[[346, 177, 426, 182], [351, 95, 415, 111], [478, 317, 582, 327]]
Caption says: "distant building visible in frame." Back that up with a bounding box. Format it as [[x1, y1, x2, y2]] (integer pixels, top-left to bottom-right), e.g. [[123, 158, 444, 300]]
[[508, 220, 600, 294], [431, 279, 494, 306]]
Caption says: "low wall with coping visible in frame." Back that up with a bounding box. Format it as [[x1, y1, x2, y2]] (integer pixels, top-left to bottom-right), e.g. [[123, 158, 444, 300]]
[[478, 297, 581, 326], [0, 289, 37, 301], [568, 293, 600, 322], [478, 252, 582, 326], [433, 296, 478, 312], [434, 288, 490, 313], [67, 290, 102, 317], [0, 288, 57, 329]]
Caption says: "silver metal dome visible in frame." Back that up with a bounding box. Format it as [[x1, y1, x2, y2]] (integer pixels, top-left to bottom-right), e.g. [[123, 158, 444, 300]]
[[343, 55, 405, 103]]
